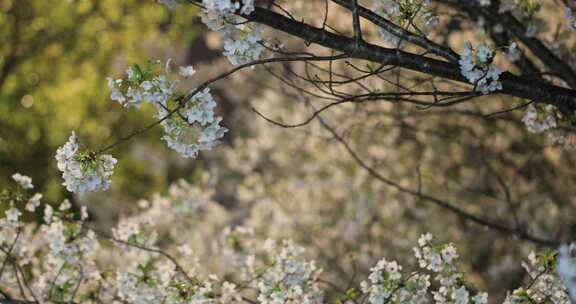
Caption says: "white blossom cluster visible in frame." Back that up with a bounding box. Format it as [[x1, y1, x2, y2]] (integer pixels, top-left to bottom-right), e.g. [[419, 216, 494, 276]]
[[358, 232, 575, 304], [503, 250, 572, 303], [521, 105, 557, 134], [107, 61, 183, 108], [114, 261, 179, 303], [222, 25, 265, 65], [55, 131, 117, 193], [0, 179, 235, 303], [3, 175, 41, 229], [520, 105, 576, 150], [255, 239, 324, 304], [361, 257, 430, 303], [26, 192, 42, 212], [4, 205, 21, 226], [361, 234, 489, 304], [2, 177, 576, 304], [415, 233, 488, 304], [41, 216, 99, 265], [11, 173, 33, 189], [202, 0, 255, 17], [194, 0, 265, 66], [459, 42, 503, 94], [107, 59, 227, 159], [9, 173, 42, 212], [1, 177, 99, 302], [157, 87, 228, 158]]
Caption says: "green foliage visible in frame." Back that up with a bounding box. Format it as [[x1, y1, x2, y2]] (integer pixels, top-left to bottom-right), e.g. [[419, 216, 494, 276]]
[[0, 0, 201, 205]]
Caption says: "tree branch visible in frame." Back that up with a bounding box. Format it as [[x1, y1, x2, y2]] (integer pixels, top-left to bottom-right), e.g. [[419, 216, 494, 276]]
[[331, 0, 460, 62], [314, 114, 558, 247], [236, 5, 576, 114]]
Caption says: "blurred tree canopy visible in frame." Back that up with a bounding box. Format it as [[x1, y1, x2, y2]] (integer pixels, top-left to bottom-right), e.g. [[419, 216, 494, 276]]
[[1, 1, 576, 302], [0, 0, 202, 205]]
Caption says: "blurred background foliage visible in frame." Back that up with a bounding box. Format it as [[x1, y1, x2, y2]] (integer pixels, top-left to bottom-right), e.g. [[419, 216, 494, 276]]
[[1, 0, 575, 299], [0, 0, 203, 207]]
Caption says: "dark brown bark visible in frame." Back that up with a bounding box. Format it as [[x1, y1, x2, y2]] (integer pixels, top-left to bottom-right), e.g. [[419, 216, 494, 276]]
[[244, 5, 576, 114]]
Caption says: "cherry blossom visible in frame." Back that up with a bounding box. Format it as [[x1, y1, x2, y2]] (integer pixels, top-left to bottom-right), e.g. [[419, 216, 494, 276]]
[[11, 173, 33, 189], [55, 131, 117, 193], [459, 42, 502, 94]]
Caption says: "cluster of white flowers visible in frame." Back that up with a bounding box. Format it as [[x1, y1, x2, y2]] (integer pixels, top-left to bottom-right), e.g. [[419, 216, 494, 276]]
[[504, 251, 571, 303], [1, 177, 105, 301], [202, 0, 255, 20], [416, 233, 488, 304], [360, 233, 489, 304], [3, 182, 576, 304], [157, 88, 228, 158], [459, 42, 503, 94], [361, 257, 430, 303], [194, 0, 265, 65], [107, 59, 227, 159], [42, 218, 99, 264], [114, 261, 242, 303], [4, 206, 21, 225], [179, 65, 196, 77], [107, 61, 181, 108], [114, 262, 177, 303], [255, 239, 324, 304], [551, 134, 576, 150], [521, 105, 557, 134], [2, 176, 37, 237], [222, 25, 265, 65], [520, 105, 576, 150], [26, 192, 42, 212], [8, 173, 43, 212], [55, 131, 117, 193], [11, 173, 33, 189]]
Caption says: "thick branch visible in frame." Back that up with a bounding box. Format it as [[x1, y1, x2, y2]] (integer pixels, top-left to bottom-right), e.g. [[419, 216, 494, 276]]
[[244, 6, 576, 114]]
